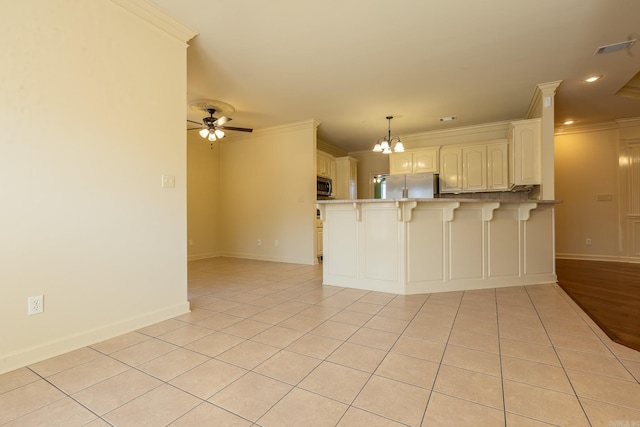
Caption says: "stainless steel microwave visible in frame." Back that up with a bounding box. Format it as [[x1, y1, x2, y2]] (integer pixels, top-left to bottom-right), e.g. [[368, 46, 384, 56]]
[[317, 176, 332, 197]]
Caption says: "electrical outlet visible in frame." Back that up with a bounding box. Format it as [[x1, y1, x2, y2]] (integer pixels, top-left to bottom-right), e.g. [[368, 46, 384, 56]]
[[188, 239, 193, 246], [586, 238, 592, 246], [257, 239, 261, 246], [28, 295, 44, 315], [161, 174, 175, 188]]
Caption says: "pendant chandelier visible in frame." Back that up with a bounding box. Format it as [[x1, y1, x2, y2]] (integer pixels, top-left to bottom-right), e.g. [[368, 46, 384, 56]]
[[373, 116, 405, 154]]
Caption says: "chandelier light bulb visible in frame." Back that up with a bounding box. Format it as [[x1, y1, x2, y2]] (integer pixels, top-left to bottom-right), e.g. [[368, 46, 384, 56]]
[[373, 115, 405, 154]]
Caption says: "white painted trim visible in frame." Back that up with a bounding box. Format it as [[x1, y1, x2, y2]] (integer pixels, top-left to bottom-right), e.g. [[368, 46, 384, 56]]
[[109, 0, 198, 43], [221, 252, 316, 266], [555, 253, 626, 262], [188, 251, 223, 261], [1, 302, 190, 375]]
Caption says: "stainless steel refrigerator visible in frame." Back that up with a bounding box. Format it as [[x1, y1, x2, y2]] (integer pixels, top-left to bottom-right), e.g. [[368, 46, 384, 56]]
[[383, 173, 439, 199]]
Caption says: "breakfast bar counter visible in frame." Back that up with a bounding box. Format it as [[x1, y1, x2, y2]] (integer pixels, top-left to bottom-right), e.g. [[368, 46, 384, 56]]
[[316, 198, 560, 295]]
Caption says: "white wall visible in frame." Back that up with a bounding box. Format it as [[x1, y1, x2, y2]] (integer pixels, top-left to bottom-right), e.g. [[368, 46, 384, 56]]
[[0, 0, 194, 373]]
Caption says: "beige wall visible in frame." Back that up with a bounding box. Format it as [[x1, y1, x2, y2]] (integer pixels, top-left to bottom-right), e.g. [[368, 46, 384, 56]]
[[187, 133, 222, 260], [0, 1, 194, 373], [555, 127, 620, 259], [554, 120, 640, 261], [187, 121, 318, 264], [350, 151, 391, 199]]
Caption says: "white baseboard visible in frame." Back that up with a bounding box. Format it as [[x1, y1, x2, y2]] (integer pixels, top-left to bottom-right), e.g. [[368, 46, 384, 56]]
[[0, 301, 190, 375], [188, 251, 223, 261], [220, 251, 316, 266], [555, 253, 626, 262]]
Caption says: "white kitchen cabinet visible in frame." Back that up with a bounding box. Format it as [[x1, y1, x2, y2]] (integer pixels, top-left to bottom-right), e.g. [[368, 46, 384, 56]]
[[389, 147, 439, 175], [335, 156, 358, 200], [487, 142, 509, 190], [439, 147, 463, 193], [463, 146, 487, 191], [440, 141, 508, 193], [316, 216, 323, 261], [510, 119, 541, 185], [316, 150, 335, 180]]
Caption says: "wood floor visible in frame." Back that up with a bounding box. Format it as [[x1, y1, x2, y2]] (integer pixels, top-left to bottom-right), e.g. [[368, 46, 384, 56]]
[[556, 258, 640, 352]]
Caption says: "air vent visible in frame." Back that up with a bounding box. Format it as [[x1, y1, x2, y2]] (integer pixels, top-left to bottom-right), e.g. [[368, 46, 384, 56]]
[[594, 39, 636, 55]]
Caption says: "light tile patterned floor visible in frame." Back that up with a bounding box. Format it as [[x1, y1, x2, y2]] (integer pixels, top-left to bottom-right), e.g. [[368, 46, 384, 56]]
[[2, 257, 640, 426]]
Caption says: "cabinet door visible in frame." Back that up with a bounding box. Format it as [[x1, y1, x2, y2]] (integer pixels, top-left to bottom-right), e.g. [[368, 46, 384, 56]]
[[463, 146, 487, 191], [487, 142, 509, 190], [335, 156, 358, 199], [316, 227, 323, 258], [317, 151, 334, 178], [389, 152, 413, 175], [439, 148, 463, 193], [413, 148, 439, 173], [512, 120, 541, 185], [348, 160, 358, 199]]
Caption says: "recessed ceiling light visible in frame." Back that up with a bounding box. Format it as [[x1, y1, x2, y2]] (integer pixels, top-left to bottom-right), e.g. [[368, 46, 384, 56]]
[[584, 75, 602, 83], [563, 120, 575, 125]]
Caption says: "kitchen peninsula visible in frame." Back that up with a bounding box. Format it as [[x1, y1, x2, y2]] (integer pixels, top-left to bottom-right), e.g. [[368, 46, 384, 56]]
[[316, 198, 559, 295]]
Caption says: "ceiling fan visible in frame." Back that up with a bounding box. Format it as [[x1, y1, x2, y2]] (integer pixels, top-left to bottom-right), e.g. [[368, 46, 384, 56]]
[[187, 99, 253, 142]]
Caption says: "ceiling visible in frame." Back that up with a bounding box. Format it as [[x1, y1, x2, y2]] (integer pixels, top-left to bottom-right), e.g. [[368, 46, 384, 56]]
[[150, 0, 640, 153]]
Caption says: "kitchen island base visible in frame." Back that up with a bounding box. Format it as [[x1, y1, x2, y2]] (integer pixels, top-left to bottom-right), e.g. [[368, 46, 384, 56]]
[[317, 199, 558, 295]]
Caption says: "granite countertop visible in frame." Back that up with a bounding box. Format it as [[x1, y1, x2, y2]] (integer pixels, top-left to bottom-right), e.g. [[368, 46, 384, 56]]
[[316, 198, 562, 204]]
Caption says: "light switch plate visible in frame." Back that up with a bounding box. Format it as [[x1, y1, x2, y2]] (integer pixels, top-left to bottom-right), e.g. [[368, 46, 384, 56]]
[[162, 175, 175, 188]]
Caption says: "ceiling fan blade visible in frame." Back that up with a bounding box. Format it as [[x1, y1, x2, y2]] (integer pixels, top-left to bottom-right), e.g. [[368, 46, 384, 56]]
[[187, 127, 202, 131], [187, 119, 203, 125], [219, 126, 253, 133], [214, 116, 231, 126]]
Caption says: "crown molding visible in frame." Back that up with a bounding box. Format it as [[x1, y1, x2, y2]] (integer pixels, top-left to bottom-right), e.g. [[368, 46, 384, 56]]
[[400, 120, 511, 145], [555, 120, 621, 135], [109, 0, 198, 43], [526, 80, 562, 119], [317, 139, 348, 157]]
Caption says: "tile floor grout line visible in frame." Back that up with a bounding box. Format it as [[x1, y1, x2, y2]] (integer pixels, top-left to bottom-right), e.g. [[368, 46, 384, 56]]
[[524, 284, 594, 426]]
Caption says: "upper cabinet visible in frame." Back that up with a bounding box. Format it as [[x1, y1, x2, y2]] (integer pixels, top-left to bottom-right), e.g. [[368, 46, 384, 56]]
[[386, 118, 541, 194], [440, 140, 509, 193], [389, 147, 439, 175], [463, 145, 487, 191], [509, 118, 541, 185], [487, 141, 510, 190], [317, 150, 335, 180], [439, 147, 463, 192], [334, 156, 358, 200]]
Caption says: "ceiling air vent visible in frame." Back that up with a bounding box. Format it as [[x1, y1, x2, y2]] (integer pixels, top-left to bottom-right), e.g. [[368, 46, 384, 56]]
[[594, 39, 637, 55]]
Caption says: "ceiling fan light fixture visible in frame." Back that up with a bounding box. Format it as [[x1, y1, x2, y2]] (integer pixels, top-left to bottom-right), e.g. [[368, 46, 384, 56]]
[[214, 129, 225, 139], [199, 128, 209, 138], [208, 132, 217, 141]]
